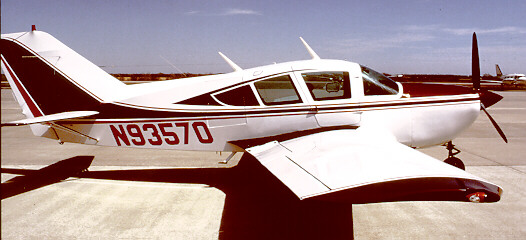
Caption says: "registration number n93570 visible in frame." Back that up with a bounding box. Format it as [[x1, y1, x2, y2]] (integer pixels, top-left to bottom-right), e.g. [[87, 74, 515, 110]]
[[109, 122, 213, 146]]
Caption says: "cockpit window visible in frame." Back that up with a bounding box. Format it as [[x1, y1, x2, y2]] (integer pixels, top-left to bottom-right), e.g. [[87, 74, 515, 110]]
[[361, 65, 399, 95], [302, 71, 351, 101], [213, 85, 259, 106], [254, 75, 302, 105]]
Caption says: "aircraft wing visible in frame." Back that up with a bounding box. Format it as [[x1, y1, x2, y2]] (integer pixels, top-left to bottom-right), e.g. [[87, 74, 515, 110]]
[[480, 80, 502, 84], [245, 128, 502, 203]]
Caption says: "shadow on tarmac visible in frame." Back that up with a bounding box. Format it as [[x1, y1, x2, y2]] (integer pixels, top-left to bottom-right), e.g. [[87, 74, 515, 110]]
[[1, 154, 354, 240], [1, 156, 94, 199]]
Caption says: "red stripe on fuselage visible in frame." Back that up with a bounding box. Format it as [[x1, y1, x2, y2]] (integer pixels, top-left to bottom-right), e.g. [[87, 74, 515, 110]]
[[1, 56, 43, 117], [109, 95, 479, 115], [56, 95, 480, 125]]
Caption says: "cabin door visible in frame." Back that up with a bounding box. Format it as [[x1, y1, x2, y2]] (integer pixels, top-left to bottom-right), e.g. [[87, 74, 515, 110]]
[[294, 71, 361, 127]]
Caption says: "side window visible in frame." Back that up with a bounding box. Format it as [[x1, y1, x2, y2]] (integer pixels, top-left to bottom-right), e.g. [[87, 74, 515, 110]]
[[214, 85, 259, 106], [302, 71, 351, 101], [254, 75, 302, 105], [361, 65, 399, 96]]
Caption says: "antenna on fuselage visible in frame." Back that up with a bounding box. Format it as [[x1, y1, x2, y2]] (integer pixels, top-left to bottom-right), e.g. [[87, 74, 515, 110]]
[[218, 52, 243, 72], [299, 37, 320, 60], [160, 55, 187, 77]]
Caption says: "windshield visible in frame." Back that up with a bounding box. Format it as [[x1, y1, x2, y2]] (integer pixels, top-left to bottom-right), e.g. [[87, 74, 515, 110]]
[[361, 65, 399, 95]]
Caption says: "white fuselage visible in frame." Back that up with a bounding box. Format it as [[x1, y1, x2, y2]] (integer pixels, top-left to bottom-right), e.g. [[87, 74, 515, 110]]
[[0, 32, 482, 153], [502, 74, 526, 86], [45, 60, 481, 152]]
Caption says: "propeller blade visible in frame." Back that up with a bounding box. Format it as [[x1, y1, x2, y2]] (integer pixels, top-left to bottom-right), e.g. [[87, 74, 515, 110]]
[[479, 89, 504, 108], [472, 32, 480, 90], [472, 33, 507, 143], [481, 103, 508, 143]]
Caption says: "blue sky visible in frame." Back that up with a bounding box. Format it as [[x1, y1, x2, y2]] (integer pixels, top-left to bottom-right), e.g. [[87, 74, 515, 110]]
[[2, 0, 525, 75]]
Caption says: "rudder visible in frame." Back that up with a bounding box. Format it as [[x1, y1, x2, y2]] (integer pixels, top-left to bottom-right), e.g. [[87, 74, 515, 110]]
[[1, 30, 126, 118], [495, 64, 503, 77]]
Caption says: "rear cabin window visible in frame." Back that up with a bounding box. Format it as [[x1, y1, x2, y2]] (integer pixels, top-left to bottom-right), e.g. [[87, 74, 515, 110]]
[[302, 71, 351, 101], [214, 85, 259, 106], [361, 65, 399, 96], [254, 75, 302, 105]]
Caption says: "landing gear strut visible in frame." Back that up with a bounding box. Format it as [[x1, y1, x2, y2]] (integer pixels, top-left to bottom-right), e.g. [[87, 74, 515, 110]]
[[443, 141, 465, 170]]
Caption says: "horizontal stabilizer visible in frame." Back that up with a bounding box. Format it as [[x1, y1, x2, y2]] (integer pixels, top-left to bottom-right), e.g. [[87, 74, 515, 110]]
[[2, 111, 98, 126]]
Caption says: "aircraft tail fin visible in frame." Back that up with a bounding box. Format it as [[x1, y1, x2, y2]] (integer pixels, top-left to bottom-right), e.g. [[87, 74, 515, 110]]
[[496, 64, 503, 77], [1, 30, 126, 120]]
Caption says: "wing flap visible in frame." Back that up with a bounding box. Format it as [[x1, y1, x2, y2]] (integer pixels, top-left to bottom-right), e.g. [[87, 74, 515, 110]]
[[247, 141, 330, 198], [246, 128, 502, 203]]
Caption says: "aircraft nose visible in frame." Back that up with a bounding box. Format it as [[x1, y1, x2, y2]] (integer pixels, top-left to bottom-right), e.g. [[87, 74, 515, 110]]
[[479, 90, 503, 108]]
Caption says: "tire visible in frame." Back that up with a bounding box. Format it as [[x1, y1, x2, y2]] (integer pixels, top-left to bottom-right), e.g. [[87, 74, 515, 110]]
[[444, 157, 465, 170]]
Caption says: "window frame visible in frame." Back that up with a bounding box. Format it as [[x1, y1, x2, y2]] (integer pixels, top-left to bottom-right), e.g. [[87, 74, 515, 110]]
[[252, 73, 304, 106], [211, 83, 261, 107], [294, 70, 356, 104], [300, 71, 352, 102]]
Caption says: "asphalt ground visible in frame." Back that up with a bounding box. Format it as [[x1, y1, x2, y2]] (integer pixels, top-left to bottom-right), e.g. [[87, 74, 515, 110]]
[[2, 88, 526, 239]]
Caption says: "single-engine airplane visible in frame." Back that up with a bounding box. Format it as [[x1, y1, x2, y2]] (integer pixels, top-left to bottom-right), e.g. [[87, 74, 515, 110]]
[[1, 27, 507, 204]]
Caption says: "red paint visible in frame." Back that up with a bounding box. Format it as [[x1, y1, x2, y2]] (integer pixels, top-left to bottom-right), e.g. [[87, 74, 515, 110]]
[[109, 125, 130, 146], [1, 57, 43, 117], [109, 122, 213, 146], [158, 123, 180, 145], [143, 124, 163, 145]]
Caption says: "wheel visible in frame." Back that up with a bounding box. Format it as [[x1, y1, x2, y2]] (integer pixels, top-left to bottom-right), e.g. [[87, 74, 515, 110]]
[[444, 157, 465, 170]]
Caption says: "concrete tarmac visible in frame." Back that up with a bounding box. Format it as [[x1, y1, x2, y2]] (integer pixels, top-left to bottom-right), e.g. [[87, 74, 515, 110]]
[[2, 89, 526, 239]]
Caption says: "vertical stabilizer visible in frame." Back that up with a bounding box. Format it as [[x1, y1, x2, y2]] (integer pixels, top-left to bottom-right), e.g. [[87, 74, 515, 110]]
[[1, 30, 127, 117], [495, 64, 503, 77]]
